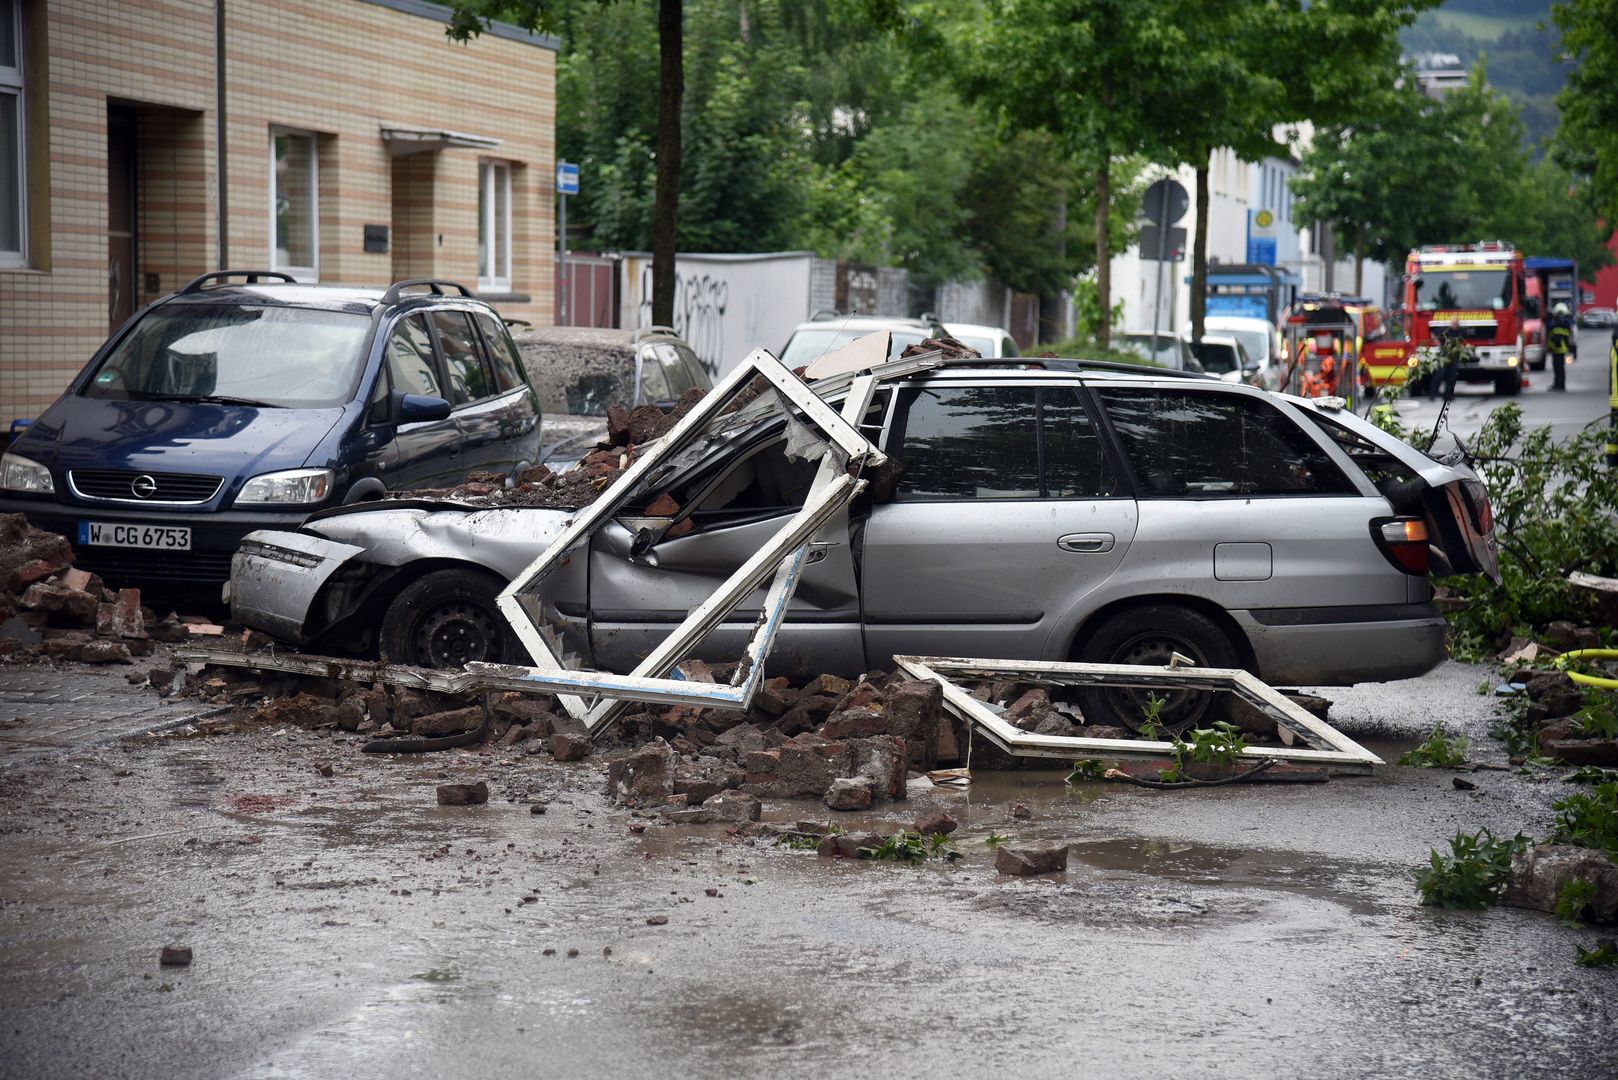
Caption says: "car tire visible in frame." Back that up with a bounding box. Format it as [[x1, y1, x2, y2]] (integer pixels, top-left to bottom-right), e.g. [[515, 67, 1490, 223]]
[[379, 567, 515, 669], [1495, 372, 1521, 397], [1074, 604, 1241, 734]]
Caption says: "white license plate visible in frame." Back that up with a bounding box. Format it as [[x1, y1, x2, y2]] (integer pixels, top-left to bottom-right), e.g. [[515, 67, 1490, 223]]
[[78, 521, 192, 551]]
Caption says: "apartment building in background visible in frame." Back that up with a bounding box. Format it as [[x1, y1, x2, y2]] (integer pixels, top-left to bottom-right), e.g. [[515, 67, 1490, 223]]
[[0, 0, 557, 428]]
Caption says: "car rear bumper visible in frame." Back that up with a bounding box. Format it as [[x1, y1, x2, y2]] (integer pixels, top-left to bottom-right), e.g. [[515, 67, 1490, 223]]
[[1234, 603, 1448, 686], [0, 497, 317, 592]]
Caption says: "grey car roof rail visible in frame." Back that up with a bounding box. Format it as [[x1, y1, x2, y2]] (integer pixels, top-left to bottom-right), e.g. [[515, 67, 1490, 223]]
[[809, 309, 844, 321], [633, 324, 679, 341], [381, 279, 477, 305], [179, 269, 297, 293]]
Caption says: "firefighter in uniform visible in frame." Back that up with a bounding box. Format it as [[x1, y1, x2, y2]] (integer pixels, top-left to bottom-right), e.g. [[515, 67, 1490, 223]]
[[1547, 302, 1574, 392], [1430, 317, 1465, 402]]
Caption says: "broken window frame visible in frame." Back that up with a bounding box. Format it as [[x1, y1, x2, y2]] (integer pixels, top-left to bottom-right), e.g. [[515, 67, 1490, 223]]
[[893, 655, 1384, 772], [479, 349, 885, 733]]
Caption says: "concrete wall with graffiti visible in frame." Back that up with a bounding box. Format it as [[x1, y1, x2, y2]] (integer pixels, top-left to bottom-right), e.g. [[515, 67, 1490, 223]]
[[619, 252, 818, 377]]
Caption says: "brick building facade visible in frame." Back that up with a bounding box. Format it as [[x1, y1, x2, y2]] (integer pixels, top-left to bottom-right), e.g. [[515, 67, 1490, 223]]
[[0, 0, 556, 427]]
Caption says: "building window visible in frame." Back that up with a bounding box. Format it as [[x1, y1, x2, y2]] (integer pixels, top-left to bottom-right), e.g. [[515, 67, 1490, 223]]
[[478, 159, 510, 291], [0, 0, 25, 268], [270, 129, 318, 280]]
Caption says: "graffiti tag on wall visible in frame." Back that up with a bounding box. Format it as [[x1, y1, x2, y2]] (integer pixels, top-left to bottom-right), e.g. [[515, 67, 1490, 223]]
[[637, 264, 729, 377]]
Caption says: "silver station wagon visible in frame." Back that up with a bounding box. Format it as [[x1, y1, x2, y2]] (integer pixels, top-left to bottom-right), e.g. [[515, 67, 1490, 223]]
[[229, 359, 1497, 728]]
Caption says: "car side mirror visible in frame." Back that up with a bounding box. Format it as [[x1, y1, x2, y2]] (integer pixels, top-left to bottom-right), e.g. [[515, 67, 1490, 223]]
[[1243, 361, 1261, 374], [398, 393, 451, 423]]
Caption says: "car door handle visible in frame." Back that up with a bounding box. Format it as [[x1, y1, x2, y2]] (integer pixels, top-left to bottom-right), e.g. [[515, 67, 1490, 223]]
[[1057, 532, 1115, 554]]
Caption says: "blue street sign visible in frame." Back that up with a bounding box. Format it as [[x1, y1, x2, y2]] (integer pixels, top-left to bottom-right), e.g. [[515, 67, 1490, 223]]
[[556, 161, 580, 195]]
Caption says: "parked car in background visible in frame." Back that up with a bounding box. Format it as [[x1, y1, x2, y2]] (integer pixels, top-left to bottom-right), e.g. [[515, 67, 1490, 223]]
[[1186, 335, 1255, 380], [511, 326, 712, 467], [1578, 306, 1616, 328], [778, 313, 947, 368], [1183, 316, 1280, 387], [1116, 330, 1194, 369], [944, 322, 1020, 358], [230, 357, 1497, 731], [0, 273, 539, 596]]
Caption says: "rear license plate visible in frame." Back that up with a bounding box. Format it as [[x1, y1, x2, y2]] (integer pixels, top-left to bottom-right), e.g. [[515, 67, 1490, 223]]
[[78, 522, 192, 551]]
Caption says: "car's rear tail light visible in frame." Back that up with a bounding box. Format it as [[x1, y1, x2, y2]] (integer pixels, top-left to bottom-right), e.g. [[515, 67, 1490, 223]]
[[1470, 488, 1494, 534], [1374, 518, 1430, 575]]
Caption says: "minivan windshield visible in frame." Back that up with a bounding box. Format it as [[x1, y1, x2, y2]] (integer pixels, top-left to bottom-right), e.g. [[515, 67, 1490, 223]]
[[84, 304, 372, 408]]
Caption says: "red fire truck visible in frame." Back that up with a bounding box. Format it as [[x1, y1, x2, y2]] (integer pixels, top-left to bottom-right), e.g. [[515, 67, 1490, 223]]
[[1395, 240, 1528, 397]]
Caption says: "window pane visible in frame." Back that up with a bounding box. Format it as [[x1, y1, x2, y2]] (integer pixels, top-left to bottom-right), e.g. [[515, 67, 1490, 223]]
[[432, 310, 494, 404], [1099, 389, 1355, 497], [0, 0, 15, 71], [472, 312, 524, 392], [1040, 390, 1117, 497], [894, 386, 1040, 500], [385, 315, 440, 398], [273, 134, 314, 269], [0, 92, 18, 254], [637, 345, 672, 404], [493, 165, 508, 281], [477, 163, 489, 279], [652, 343, 696, 396]]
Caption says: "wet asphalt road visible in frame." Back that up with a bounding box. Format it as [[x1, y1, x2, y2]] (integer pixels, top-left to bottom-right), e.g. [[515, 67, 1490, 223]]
[[1, 659, 1613, 1079]]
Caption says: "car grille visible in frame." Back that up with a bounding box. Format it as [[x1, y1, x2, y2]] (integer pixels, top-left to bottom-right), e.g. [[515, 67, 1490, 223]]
[[69, 469, 224, 503], [72, 548, 235, 588]]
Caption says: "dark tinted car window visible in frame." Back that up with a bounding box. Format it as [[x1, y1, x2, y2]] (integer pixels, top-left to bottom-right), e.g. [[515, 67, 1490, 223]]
[[432, 310, 494, 405], [893, 386, 1041, 499], [1099, 388, 1355, 497], [385, 314, 441, 399], [473, 313, 525, 393], [1042, 390, 1118, 497]]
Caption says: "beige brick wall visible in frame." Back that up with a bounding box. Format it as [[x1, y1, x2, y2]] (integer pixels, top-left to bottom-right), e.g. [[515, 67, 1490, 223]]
[[0, 0, 555, 425]]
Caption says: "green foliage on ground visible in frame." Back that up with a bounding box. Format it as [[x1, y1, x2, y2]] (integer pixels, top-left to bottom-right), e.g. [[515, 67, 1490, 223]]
[[1400, 725, 1471, 768], [1573, 691, 1618, 740], [1439, 405, 1618, 652], [1550, 782, 1618, 857], [1575, 940, 1618, 966], [1414, 828, 1529, 909], [1065, 759, 1108, 784], [1555, 877, 1598, 926], [859, 831, 963, 864]]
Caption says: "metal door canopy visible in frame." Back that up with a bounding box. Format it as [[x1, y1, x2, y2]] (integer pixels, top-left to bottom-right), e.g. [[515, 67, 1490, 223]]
[[492, 347, 885, 733], [893, 655, 1384, 773]]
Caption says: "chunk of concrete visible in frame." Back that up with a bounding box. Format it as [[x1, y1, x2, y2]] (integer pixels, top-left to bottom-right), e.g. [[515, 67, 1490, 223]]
[[995, 844, 1070, 876]]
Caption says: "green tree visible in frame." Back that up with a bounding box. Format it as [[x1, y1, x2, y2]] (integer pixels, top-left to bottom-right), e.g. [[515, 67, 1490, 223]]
[[949, 0, 1188, 348], [1553, 0, 1618, 225]]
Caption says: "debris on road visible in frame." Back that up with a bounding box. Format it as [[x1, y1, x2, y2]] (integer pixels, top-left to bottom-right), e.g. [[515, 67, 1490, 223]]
[[436, 782, 490, 806], [994, 844, 1070, 876]]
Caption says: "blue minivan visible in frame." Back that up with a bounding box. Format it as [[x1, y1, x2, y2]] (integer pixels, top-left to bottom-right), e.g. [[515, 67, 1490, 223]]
[[0, 272, 540, 595]]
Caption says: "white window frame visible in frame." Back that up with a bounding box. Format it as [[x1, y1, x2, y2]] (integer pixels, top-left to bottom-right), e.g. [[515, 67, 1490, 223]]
[[478, 159, 511, 292], [0, 0, 26, 269], [269, 128, 319, 281]]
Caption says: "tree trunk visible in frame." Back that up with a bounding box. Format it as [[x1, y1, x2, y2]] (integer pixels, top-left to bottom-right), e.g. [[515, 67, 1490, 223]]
[[1191, 155, 1210, 346], [1320, 224, 1335, 293], [1353, 225, 1365, 296], [1040, 192, 1068, 344], [1094, 161, 1111, 349], [1093, 70, 1112, 350], [651, 0, 683, 327]]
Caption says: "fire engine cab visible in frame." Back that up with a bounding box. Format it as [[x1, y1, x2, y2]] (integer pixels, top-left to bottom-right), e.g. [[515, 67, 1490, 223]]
[[1404, 240, 1526, 397]]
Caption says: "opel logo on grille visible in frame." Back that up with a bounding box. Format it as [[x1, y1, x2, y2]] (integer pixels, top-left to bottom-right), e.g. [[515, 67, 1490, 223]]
[[130, 475, 158, 499]]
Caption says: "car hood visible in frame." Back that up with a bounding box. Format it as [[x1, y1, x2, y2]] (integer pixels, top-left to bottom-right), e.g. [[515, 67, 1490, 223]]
[[29, 396, 345, 478], [307, 501, 576, 581]]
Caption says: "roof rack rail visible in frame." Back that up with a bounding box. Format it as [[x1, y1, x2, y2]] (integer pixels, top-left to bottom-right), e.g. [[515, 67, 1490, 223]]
[[381, 279, 476, 305], [633, 324, 679, 341], [809, 309, 843, 321], [179, 270, 297, 293]]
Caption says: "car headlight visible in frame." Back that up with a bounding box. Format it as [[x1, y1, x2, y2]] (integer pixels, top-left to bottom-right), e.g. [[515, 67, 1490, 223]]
[[236, 468, 333, 506], [0, 452, 55, 494]]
